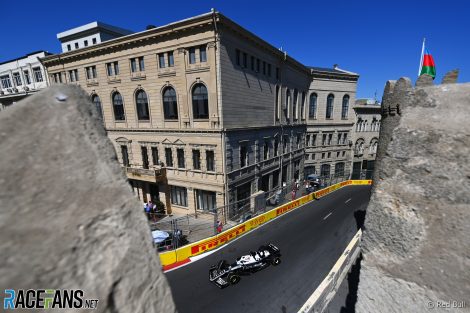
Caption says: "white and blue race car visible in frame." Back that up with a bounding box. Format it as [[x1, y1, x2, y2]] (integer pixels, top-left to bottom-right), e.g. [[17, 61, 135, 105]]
[[209, 244, 281, 288]]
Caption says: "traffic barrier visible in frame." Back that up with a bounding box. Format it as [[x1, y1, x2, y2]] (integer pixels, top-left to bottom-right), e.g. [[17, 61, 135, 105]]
[[159, 179, 371, 269]]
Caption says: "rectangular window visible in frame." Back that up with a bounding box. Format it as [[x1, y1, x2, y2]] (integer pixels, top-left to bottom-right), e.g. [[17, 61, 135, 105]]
[[328, 134, 333, 145], [274, 138, 279, 156], [283, 136, 289, 153], [84, 40, 88, 47], [68, 69, 79, 82], [306, 135, 310, 147], [130, 58, 137, 72], [263, 61, 266, 75], [264, 141, 269, 160], [240, 145, 248, 168], [268, 64, 271, 76], [312, 153, 315, 160], [23, 70, 31, 84], [200, 45, 207, 62], [168, 51, 174, 67], [121, 145, 129, 167], [192, 150, 201, 170], [337, 151, 340, 157], [158, 53, 165, 68], [141, 146, 149, 169], [75, 42, 79, 49], [151, 147, 159, 165], [106, 63, 113, 76], [196, 189, 216, 211], [92, 38, 97, 44], [13, 72, 22, 86], [337, 133, 342, 145], [85, 66, 97, 79], [1, 75, 12, 88], [33, 67, 43, 82], [297, 134, 301, 149], [177, 149, 185, 169], [52, 73, 63, 84], [206, 150, 215, 172], [67, 44, 71, 51], [322, 153, 325, 159], [343, 133, 348, 145], [165, 148, 173, 167], [235, 49, 240, 66], [170, 186, 188, 207], [322, 134, 327, 146], [189, 47, 196, 64], [243, 52, 247, 68], [276, 67, 280, 80], [312, 134, 317, 147], [256, 59, 260, 72], [251, 56, 254, 70], [139, 56, 145, 71], [114, 62, 119, 75], [328, 152, 331, 159]]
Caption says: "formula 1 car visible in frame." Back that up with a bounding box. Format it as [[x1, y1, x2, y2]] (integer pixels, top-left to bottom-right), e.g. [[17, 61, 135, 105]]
[[209, 244, 281, 288]]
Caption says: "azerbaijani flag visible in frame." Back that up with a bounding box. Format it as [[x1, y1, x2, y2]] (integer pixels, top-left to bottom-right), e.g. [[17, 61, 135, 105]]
[[418, 39, 436, 79], [420, 49, 436, 79]]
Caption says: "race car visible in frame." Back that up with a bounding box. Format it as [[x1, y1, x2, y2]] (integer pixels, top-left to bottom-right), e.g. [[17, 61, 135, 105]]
[[209, 244, 281, 288]]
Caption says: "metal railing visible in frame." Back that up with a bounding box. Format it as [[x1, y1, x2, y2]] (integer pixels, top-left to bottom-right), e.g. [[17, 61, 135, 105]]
[[150, 173, 351, 251]]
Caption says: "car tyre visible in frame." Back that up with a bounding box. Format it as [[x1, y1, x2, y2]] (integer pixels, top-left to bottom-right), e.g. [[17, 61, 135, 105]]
[[271, 257, 281, 266], [227, 273, 241, 285]]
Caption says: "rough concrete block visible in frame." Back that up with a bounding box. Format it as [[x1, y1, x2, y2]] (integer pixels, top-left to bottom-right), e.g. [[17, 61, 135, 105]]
[[0, 85, 176, 313], [357, 82, 470, 312], [441, 69, 459, 84]]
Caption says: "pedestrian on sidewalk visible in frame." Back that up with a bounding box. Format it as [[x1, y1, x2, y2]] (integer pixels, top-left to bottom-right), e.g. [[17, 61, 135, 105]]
[[216, 220, 223, 233]]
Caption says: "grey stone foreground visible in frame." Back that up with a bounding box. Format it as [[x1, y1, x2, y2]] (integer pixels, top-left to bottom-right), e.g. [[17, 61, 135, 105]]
[[0, 85, 176, 312], [357, 74, 470, 313]]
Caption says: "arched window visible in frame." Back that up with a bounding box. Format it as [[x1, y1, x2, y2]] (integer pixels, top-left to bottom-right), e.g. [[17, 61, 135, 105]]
[[162, 87, 178, 119], [326, 94, 334, 119], [286, 89, 291, 119], [356, 118, 362, 132], [275, 85, 280, 120], [91, 94, 102, 118], [293, 89, 298, 120], [320, 164, 331, 177], [135, 90, 149, 120], [355, 139, 364, 155], [301, 92, 306, 120], [309, 93, 317, 119], [192, 83, 209, 119], [335, 162, 345, 177], [341, 95, 349, 119], [112, 92, 125, 121]]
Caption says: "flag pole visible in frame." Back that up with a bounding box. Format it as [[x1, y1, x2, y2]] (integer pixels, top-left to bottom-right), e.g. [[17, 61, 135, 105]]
[[418, 38, 425, 76]]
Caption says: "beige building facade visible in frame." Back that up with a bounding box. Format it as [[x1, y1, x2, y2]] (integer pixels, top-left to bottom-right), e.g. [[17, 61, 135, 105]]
[[351, 99, 381, 179], [41, 12, 313, 217], [304, 67, 359, 181]]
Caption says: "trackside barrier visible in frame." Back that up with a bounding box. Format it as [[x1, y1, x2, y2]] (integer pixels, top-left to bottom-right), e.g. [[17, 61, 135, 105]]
[[159, 180, 372, 269], [297, 229, 363, 313]]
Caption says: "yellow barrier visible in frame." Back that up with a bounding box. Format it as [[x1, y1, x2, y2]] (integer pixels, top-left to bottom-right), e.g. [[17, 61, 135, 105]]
[[159, 179, 372, 267]]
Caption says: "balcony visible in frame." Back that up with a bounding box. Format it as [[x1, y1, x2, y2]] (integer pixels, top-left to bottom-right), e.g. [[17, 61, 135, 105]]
[[126, 167, 166, 183]]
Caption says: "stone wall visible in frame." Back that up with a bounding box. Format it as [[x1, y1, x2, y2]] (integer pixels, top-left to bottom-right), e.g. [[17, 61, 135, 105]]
[[356, 72, 470, 312], [0, 85, 176, 312]]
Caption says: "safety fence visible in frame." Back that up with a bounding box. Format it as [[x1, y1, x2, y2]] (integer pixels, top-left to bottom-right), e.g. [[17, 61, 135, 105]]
[[152, 174, 352, 248], [159, 179, 372, 270]]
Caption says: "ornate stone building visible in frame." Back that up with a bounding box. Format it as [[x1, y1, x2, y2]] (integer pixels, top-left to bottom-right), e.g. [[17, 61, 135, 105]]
[[41, 11, 309, 216], [351, 98, 381, 179], [304, 66, 359, 181]]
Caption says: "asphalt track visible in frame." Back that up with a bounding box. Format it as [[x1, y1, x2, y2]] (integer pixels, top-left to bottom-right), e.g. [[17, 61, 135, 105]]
[[165, 185, 371, 313]]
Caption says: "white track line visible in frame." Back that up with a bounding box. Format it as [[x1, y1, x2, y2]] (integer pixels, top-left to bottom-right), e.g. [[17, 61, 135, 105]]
[[345, 198, 351, 204], [323, 212, 332, 220]]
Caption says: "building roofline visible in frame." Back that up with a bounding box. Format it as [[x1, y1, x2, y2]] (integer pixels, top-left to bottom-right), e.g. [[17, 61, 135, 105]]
[[0, 51, 52, 66], [57, 21, 133, 40], [41, 11, 215, 64]]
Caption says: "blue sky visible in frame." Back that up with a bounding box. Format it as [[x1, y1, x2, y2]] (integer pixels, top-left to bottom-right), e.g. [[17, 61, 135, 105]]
[[3, 0, 469, 99]]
